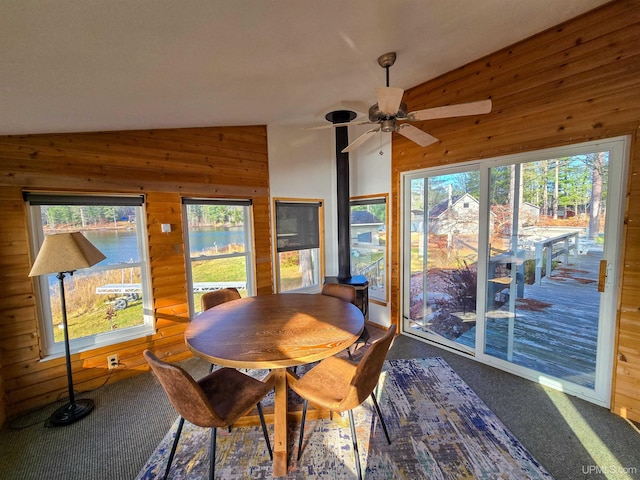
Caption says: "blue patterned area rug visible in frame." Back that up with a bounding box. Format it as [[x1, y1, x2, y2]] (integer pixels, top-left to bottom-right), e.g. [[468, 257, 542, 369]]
[[136, 358, 553, 479]]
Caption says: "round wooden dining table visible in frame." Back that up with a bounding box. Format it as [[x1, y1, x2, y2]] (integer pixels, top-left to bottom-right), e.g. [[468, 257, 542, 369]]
[[184, 293, 364, 478]]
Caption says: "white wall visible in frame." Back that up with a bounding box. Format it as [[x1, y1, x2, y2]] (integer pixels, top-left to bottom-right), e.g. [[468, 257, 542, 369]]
[[348, 125, 392, 327], [267, 124, 338, 278], [267, 123, 392, 327]]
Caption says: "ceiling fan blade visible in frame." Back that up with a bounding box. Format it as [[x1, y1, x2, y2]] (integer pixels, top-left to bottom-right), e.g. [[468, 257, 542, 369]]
[[376, 87, 404, 115], [341, 128, 380, 153], [407, 99, 492, 121], [396, 124, 439, 147], [304, 119, 372, 131]]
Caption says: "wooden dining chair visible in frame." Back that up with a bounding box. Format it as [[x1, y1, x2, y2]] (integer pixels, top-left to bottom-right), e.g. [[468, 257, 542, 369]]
[[201, 287, 241, 311], [143, 350, 274, 480], [200, 287, 242, 372], [321, 283, 356, 303], [321, 283, 370, 359], [289, 324, 396, 480]]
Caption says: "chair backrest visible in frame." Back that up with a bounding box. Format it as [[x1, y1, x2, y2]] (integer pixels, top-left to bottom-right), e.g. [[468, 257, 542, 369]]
[[201, 287, 241, 311], [143, 349, 223, 427], [321, 283, 356, 305], [340, 324, 396, 410]]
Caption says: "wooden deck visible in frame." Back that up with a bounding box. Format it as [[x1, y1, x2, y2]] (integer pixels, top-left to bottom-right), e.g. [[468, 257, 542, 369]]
[[456, 248, 603, 389]]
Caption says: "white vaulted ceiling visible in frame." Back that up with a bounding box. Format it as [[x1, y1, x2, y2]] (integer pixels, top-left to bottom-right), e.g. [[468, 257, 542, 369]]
[[0, 0, 609, 135]]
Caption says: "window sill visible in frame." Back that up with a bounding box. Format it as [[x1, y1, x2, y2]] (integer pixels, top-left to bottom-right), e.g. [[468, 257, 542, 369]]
[[39, 324, 155, 361], [369, 297, 388, 307]]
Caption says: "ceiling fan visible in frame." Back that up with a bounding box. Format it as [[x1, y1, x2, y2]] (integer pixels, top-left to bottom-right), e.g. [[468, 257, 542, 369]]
[[313, 52, 492, 153]]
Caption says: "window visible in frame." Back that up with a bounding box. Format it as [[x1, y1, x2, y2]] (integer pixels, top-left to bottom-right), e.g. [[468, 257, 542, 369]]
[[274, 200, 323, 292], [183, 198, 254, 313], [350, 195, 388, 303], [26, 193, 152, 356]]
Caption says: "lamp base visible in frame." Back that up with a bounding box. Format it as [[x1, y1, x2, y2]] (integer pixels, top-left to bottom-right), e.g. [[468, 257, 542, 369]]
[[46, 399, 94, 427]]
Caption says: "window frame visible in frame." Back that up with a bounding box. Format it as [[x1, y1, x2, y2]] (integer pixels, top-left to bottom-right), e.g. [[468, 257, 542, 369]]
[[273, 198, 325, 293], [182, 198, 256, 315], [350, 194, 389, 304], [26, 193, 153, 358]]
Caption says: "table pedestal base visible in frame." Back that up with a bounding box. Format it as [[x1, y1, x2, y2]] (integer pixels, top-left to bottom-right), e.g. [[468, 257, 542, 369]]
[[273, 369, 287, 477], [230, 369, 335, 478]]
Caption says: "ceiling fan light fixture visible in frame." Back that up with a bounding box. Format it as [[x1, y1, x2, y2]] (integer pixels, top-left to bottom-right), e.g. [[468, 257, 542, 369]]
[[369, 102, 408, 122], [368, 104, 383, 123], [397, 102, 408, 119], [381, 119, 395, 133]]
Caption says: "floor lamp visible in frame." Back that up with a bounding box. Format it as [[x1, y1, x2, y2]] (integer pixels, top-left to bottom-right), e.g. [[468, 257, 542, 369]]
[[29, 232, 106, 427]]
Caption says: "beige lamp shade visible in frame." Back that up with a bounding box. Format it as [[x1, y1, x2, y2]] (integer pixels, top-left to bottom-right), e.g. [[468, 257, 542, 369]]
[[29, 232, 106, 277]]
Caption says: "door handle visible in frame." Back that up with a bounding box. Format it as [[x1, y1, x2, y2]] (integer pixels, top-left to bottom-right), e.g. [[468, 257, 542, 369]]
[[598, 260, 607, 293]]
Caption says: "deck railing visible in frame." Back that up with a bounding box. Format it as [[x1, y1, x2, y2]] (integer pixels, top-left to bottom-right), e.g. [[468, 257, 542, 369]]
[[534, 231, 579, 284], [354, 256, 384, 288]]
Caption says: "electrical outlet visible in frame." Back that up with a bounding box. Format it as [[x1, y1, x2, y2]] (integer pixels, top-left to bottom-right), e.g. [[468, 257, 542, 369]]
[[107, 354, 119, 370]]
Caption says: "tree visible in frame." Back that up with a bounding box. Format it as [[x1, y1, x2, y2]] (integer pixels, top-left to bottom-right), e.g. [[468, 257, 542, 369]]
[[368, 203, 386, 222], [100, 206, 118, 227], [558, 159, 590, 216], [426, 177, 449, 212], [542, 160, 549, 216], [300, 250, 314, 287], [452, 170, 480, 197], [553, 159, 560, 219], [522, 161, 546, 207], [45, 206, 68, 228], [489, 166, 512, 206], [588, 152, 607, 239], [187, 205, 204, 226], [229, 206, 243, 225], [410, 178, 425, 211]]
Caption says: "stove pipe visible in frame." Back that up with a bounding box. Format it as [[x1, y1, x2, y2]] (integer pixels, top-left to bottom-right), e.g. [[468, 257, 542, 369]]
[[325, 110, 357, 281]]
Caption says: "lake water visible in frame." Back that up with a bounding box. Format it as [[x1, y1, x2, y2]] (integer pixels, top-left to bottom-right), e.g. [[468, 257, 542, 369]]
[[83, 230, 141, 264], [187, 226, 244, 256], [83, 226, 244, 265], [48, 227, 243, 286]]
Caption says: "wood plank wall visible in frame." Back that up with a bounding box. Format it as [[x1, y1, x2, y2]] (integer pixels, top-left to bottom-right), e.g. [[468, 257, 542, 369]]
[[0, 126, 272, 422], [390, 0, 640, 421]]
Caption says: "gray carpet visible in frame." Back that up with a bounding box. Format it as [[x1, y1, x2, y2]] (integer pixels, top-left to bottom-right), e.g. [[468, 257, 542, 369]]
[[0, 359, 208, 480], [0, 334, 638, 480]]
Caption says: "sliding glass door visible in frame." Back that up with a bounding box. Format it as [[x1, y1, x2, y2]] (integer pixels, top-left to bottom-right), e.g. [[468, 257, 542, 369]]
[[402, 137, 628, 406], [404, 168, 480, 353]]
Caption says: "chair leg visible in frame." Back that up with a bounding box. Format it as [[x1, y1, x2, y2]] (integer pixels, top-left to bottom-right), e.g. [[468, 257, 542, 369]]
[[209, 427, 217, 480], [348, 338, 369, 361], [347, 410, 363, 480], [370, 392, 391, 445], [297, 399, 308, 461], [256, 402, 273, 460], [163, 417, 184, 480]]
